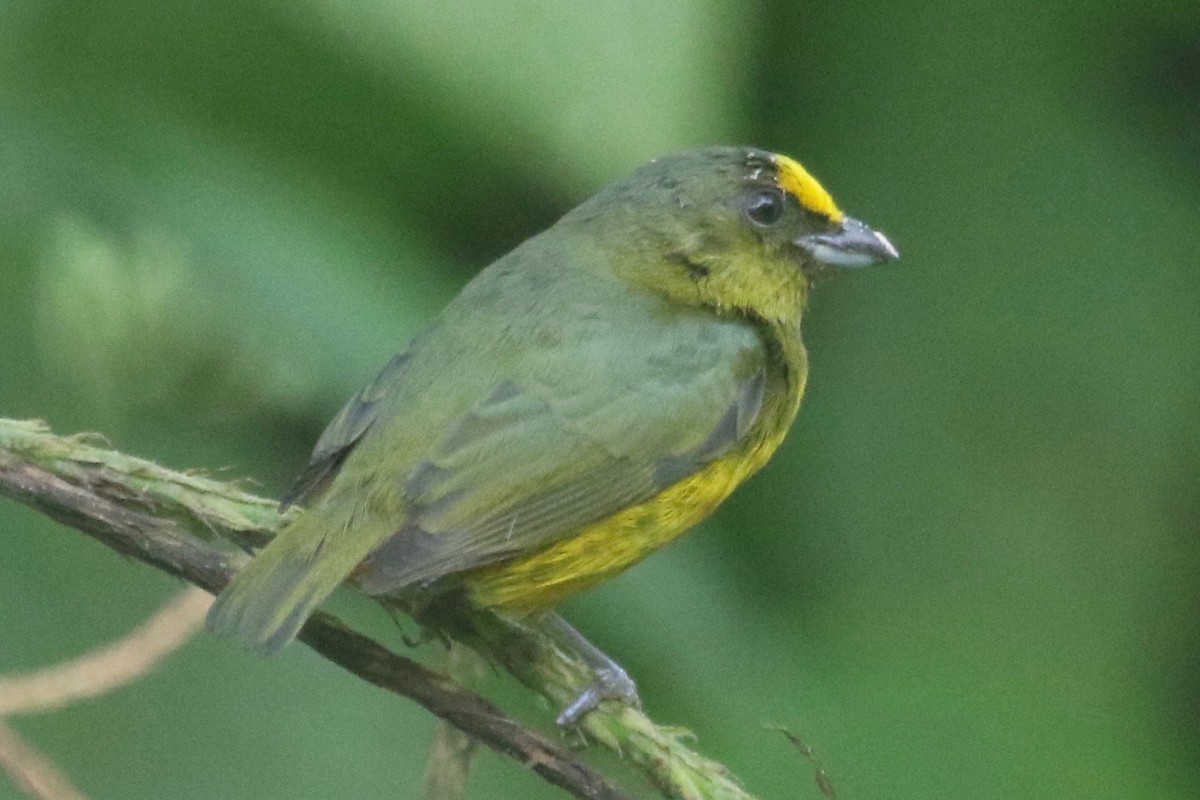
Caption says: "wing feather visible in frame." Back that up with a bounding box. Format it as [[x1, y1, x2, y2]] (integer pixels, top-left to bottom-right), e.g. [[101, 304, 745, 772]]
[[279, 350, 413, 509], [356, 347, 766, 593]]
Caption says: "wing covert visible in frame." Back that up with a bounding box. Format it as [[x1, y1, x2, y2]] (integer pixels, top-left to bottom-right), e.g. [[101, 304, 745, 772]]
[[356, 344, 767, 593], [279, 350, 413, 509]]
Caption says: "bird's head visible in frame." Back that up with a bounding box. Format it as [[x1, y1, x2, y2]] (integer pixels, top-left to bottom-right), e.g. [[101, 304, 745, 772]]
[[562, 146, 898, 324]]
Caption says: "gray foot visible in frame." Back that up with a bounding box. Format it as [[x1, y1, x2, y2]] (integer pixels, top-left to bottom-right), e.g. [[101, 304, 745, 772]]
[[557, 660, 641, 726]]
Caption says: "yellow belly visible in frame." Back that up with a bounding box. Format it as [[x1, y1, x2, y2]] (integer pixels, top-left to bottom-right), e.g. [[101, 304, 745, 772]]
[[465, 415, 794, 614]]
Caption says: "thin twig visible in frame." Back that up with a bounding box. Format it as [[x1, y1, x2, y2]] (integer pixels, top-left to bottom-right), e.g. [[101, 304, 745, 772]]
[[0, 720, 90, 800], [422, 644, 482, 800], [0, 588, 211, 716], [0, 586, 207, 800], [765, 725, 837, 799], [423, 721, 478, 800]]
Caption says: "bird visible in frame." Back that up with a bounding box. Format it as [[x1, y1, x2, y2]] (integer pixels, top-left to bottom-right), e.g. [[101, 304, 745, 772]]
[[207, 146, 898, 724]]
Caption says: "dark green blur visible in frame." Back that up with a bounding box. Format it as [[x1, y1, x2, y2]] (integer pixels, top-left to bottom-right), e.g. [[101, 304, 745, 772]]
[[1, 2, 1197, 798]]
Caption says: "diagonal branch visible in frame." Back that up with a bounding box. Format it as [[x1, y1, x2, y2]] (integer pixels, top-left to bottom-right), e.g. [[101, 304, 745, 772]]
[[0, 421, 628, 800], [0, 419, 761, 800], [0, 721, 90, 800]]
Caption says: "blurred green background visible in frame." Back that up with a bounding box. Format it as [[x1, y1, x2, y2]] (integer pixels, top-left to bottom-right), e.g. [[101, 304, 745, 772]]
[[2, 1, 1198, 798]]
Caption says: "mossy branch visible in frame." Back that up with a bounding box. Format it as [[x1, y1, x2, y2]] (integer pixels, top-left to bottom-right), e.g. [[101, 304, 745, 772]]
[[0, 419, 759, 800]]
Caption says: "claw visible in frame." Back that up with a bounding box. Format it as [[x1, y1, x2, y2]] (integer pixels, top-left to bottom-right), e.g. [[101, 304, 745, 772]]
[[537, 613, 643, 726], [556, 662, 641, 726]]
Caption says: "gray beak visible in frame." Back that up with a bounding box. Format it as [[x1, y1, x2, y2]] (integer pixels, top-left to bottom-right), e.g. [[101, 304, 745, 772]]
[[796, 216, 899, 268]]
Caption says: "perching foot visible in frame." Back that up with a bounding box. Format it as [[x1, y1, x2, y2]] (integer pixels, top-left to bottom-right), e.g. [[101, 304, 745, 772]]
[[539, 613, 642, 726], [556, 660, 641, 726]]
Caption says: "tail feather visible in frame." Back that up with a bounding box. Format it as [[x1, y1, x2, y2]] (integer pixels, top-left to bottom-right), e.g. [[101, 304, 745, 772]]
[[207, 509, 390, 653], [206, 555, 327, 653]]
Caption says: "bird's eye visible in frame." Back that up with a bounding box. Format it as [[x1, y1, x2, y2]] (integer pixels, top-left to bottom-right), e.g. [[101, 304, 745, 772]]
[[744, 189, 785, 227]]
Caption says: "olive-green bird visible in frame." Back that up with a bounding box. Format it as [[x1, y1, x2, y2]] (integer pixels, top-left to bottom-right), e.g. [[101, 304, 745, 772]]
[[207, 146, 897, 723]]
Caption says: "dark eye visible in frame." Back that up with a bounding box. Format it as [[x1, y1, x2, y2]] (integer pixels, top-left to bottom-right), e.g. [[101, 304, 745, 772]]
[[744, 189, 785, 226]]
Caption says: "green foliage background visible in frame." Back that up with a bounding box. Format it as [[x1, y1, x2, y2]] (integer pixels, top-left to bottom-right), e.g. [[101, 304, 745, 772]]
[[2, 2, 1198, 798]]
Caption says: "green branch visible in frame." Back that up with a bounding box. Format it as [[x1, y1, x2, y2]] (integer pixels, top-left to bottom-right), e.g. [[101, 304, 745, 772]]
[[0, 419, 759, 800]]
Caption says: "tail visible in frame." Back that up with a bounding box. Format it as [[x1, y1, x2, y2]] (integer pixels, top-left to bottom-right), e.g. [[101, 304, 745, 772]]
[[207, 507, 390, 653]]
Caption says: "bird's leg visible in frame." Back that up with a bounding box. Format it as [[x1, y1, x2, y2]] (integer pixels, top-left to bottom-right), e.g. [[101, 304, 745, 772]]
[[539, 612, 642, 726]]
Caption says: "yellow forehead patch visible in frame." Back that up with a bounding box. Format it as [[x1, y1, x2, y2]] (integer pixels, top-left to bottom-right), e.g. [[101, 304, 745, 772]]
[[773, 154, 844, 223]]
